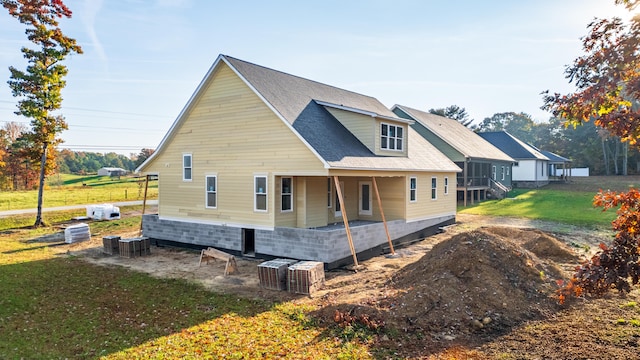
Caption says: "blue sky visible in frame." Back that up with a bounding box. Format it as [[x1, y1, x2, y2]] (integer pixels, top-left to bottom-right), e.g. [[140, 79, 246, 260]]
[[0, 0, 632, 155]]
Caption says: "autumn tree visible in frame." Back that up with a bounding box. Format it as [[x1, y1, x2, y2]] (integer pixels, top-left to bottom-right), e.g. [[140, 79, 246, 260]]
[[543, 0, 640, 300], [134, 148, 155, 169], [2, 0, 82, 226], [428, 105, 474, 127]]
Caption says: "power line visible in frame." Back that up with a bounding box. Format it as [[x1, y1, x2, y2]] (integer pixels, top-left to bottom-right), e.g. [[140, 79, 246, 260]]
[[0, 100, 172, 119]]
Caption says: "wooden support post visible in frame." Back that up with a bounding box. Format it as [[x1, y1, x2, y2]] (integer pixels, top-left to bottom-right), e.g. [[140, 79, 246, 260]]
[[372, 177, 394, 255], [333, 176, 359, 268], [463, 161, 468, 207], [139, 174, 150, 235]]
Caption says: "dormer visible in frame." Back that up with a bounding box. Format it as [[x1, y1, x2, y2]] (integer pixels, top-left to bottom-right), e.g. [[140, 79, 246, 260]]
[[315, 100, 413, 157]]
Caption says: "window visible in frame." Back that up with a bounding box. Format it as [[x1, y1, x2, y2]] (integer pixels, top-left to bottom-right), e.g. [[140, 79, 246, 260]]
[[491, 165, 496, 180], [541, 163, 545, 176], [327, 178, 332, 208], [431, 177, 437, 200], [506, 167, 510, 176], [281, 177, 293, 212], [183, 154, 192, 181], [254, 176, 267, 212], [501, 166, 505, 181], [409, 177, 417, 202], [205, 175, 217, 208], [359, 181, 372, 216], [444, 177, 449, 195], [381, 123, 404, 151]]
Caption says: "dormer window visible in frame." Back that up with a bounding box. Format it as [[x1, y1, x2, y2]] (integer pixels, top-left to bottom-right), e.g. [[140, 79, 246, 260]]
[[381, 123, 403, 151]]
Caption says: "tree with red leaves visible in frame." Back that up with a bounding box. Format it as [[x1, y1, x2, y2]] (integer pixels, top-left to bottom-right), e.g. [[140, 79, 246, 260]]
[[543, 1, 640, 302], [2, 0, 82, 226]]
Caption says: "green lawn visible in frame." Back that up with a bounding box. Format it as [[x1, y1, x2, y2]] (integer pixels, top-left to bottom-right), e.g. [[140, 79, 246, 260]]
[[458, 188, 617, 227], [0, 174, 157, 211], [0, 184, 625, 359], [0, 213, 373, 359]]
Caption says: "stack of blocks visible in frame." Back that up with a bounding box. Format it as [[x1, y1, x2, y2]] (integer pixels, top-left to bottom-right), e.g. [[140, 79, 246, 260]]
[[102, 235, 121, 255], [258, 259, 325, 295], [118, 237, 151, 258], [257, 258, 299, 291], [287, 261, 325, 295]]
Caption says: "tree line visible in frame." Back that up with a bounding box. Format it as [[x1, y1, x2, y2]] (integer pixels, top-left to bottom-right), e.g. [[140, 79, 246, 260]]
[[430, 106, 639, 176], [0, 121, 154, 190]]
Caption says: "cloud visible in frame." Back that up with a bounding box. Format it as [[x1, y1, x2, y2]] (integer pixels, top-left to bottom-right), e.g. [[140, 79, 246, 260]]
[[80, 0, 108, 70]]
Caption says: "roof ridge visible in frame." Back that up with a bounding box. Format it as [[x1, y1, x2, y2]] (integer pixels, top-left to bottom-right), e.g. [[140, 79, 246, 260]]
[[222, 54, 380, 102]]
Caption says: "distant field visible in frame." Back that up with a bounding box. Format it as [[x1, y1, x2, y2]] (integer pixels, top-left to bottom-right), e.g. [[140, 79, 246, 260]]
[[0, 174, 158, 211], [546, 175, 640, 192]]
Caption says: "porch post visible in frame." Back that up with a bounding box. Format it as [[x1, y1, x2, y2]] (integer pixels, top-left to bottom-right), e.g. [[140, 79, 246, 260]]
[[333, 176, 359, 267], [463, 161, 468, 206], [372, 177, 395, 255], [139, 174, 150, 235]]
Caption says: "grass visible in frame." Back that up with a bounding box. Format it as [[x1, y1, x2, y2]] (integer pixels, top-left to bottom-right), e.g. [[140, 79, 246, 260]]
[[0, 174, 158, 211], [0, 178, 634, 358], [458, 188, 617, 227], [0, 212, 373, 359]]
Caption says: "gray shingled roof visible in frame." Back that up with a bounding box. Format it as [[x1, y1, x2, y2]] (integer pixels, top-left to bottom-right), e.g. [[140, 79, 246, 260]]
[[478, 131, 549, 160], [392, 105, 514, 162], [540, 150, 571, 163], [223, 55, 459, 172]]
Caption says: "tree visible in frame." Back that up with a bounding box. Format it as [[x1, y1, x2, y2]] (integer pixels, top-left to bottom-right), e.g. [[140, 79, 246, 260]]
[[477, 112, 536, 143], [543, 1, 640, 301], [428, 105, 474, 127], [2, 0, 82, 226], [134, 148, 155, 169]]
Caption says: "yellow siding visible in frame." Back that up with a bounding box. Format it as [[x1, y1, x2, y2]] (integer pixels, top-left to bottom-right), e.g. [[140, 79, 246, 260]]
[[145, 62, 326, 227], [406, 173, 457, 220], [305, 177, 329, 227], [325, 108, 375, 151]]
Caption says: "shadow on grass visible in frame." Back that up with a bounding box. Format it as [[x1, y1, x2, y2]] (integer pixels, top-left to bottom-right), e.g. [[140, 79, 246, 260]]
[[0, 257, 273, 359]]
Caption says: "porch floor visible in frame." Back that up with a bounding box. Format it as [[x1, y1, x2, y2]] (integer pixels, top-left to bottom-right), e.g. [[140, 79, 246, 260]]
[[310, 220, 380, 231]]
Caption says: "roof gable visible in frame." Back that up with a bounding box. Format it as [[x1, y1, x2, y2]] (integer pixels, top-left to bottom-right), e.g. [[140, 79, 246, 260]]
[[478, 131, 549, 161], [138, 54, 460, 173], [392, 105, 513, 162]]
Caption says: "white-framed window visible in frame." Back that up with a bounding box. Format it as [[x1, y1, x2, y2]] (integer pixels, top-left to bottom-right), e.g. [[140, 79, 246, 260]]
[[431, 177, 437, 200], [409, 177, 417, 202], [381, 123, 404, 151], [327, 178, 332, 208], [506, 167, 510, 176], [444, 177, 449, 195], [182, 153, 192, 181], [281, 177, 293, 212], [501, 166, 505, 181], [541, 162, 545, 176], [205, 175, 217, 209], [254, 175, 267, 212], [491, 165, 496, 180], [359, 181, 372, 216]]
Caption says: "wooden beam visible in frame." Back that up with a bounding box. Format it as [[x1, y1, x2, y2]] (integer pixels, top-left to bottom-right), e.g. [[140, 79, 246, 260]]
[[372, 177, 395, 255], [139, 174, 150, 235], [333, 176, 359, 267], [463, 161, 468, 207]]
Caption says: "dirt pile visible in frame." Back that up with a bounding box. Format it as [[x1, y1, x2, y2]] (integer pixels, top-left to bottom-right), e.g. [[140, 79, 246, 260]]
[[381, 227, 571, 338]]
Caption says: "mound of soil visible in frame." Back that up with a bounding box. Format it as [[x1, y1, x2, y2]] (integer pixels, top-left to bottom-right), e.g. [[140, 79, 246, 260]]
[[327, 227, 574, 343]]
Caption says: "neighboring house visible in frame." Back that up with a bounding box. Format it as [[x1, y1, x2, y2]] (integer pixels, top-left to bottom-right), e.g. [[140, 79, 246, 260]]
[[136, 54, 460, 268], [97, 167, 127, 177], [391, 105, 514, 205], [540, 150, 572, 181], [478, 131, 550, 188]]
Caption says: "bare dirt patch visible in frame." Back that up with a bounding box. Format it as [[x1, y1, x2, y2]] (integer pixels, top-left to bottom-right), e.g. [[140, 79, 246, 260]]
[[50, 212, 640, 358]]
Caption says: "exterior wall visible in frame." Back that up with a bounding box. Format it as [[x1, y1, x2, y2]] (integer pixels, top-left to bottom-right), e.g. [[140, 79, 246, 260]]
[[490, 160, 513, 188], [142, 213, 455, 267], [513, 159, 549, 188], [325, 108, 376, 152], [406, 173, 456, 220], [143, 62, 326, 229]]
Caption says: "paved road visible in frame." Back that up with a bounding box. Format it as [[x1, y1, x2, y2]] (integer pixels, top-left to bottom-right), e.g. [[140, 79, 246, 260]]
[[0, 200, 158, 218]]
